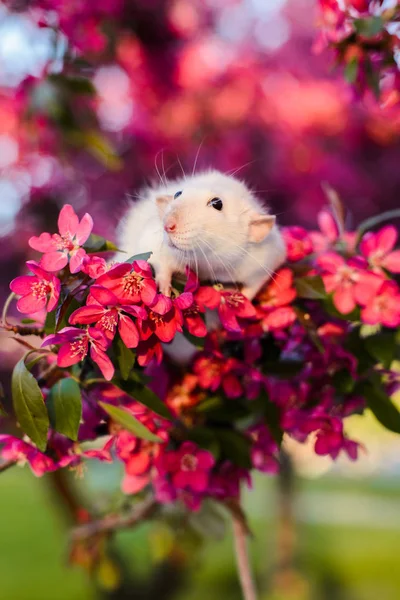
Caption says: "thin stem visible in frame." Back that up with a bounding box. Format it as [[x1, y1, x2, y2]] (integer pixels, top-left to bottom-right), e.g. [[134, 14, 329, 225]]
[[1, 292, 16, 326], [232, 512, 258, 600], [0, 323, 45, 336], [71, 495, 158, 541]]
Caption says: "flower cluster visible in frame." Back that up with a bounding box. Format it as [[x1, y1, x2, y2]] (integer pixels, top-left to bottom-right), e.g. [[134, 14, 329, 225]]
[[316, 0, 400, 104], [2, 203, 400, 516]]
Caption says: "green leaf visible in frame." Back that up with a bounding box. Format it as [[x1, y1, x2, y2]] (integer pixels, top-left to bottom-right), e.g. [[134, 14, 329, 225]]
[[182, 329, 206, 349], [44, 310, 56, 334], [47, 379, 82, 441], [11, 357, 49, 451], [216, 429, 252, 469], [186, 427, 220, 459], [359, 381, 400, 434], [125, 252, 152, 263], [356, 209, 400, 242], [332, 369, 355, 394], [115, 339, 136, 380], [114, 379, 172, 420], [56, 297, 81, 332], [354, 16, 384, 37], [48, 74, 96, 96], [99, 402, 163, 442], [295, 275, 326, 299], [195, 396, 223, 413], [84, 233, 119, 253], [344, 57, 359, 84], [21, 318, 37, 325], [365, 331, 397, 369], [256, 391, 283, 446], [80, 130, 123, 171]]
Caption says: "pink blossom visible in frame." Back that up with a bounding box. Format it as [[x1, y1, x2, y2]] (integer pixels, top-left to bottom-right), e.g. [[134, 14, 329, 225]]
[[136, 335, 163, 367], [81, 255, 108, 279], [0, 434, 57, 476], [360, 280, 400, 327], [282, 226, 313, 262], [312, 418, 360, 461], [69, 285, 146, 347], [360, 225, 400, 273], [10, 260, 60, 314], [42, 326, 114, 380], [317, 253, 383, 314], [29, 204, 93, 273], [96, 260, 157, 306], [218, 291, 256, 332], [249, 424, 279, 474], [155, 441, 215, 494]]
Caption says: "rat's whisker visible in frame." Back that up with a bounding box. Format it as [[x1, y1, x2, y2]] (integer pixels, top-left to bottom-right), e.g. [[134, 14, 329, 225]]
[[210, 233, 280, 287], [201, 238, 239, 290], [176, 155, 187, 181], [192, 137, 206, 177], [225, 159, 259, 178], [195, 240, 218, 285], [154, 149, 167, 188]]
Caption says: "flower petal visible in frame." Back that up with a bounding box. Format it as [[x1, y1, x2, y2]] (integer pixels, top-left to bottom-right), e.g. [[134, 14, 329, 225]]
[[58, 204, 79, 237], [29, 232, 58, 253], [69, 305, 105, 324], [40, 251, 68, 272], [383, 250, 400, 273], [10, 275, 36, 296], [90, 345, 114, 381], [333, 287, 355, 314], [90, 285, 120, 306], [118, 314, 140, 348], [16, 294, 47, 314], [70, 248, 87, 274], [75, 213, 94, 245], [375, 225, 397, 254]]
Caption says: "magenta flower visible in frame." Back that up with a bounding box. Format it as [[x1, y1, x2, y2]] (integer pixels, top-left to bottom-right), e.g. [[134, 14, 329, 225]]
[[256, 268, 297, 331], [69, 285, 146, 347], [10, 260, 60, 314], [360, 280, 400, 328], [0, 434, 57, 476], [317, 253, 383, 314], [193, 354, 243, 398], [218, 291, 256, 332], [136, 335, 163, 367], [360, 225, 400, 273], [81, 255, 108, 279], [282, 226, 313, 262], [248, 424, 279, 474], [42, 326, 114, 380], [96, 260, 157, 306], [156, 441, 215, 493], [29, 204, 93, 273]]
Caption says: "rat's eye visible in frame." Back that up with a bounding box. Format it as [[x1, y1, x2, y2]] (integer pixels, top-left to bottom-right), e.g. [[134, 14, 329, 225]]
[[208, 197, 223, 211], [174, 191, 182, 199]]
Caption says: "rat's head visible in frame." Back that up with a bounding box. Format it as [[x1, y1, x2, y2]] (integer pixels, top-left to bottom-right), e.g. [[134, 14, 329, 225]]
[[156, 170, 276, 269]]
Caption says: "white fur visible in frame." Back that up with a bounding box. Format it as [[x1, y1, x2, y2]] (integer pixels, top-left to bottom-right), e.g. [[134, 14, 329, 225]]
[[118, 170, 286, 299]]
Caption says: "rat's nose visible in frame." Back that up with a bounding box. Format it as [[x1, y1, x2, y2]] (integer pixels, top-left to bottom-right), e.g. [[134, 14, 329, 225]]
[[164, 217, 177, 233]]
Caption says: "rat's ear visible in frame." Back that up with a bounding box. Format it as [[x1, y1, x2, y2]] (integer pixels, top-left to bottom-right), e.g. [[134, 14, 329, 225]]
[[248, 213, 276, 243], [156, 195, 173, 216]]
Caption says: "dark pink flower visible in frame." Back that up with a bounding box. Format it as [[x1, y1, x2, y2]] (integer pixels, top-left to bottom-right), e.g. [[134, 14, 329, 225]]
[[0, 434, 57, 476], [42, 326, 114, 380], [193, 354, 243, 398], [248, 424, 279, 474], [69, 285, 146, 347], [360, 280, 400, 327], [317, 253, 383, 314], [96, 260, 157, 306], [156, 441, 215, 493], [218, 291, 256, 332], [137, 335, 163, 367], [29, 204, 93, 273], [81, 255, 108, 279], [313, 418, 360, 461], [256, 268, 297, 330], [139, 294, 182, 343], [10, 260, 60, 314], [282, 226, 313, 262], [360, 225, 400, 273]]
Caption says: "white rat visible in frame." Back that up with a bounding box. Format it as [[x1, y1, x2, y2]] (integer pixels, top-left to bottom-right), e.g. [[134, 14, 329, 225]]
[[118, 169, 286, 300]]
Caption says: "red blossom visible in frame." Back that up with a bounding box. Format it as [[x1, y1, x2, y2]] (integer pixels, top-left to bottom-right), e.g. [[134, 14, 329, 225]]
[[10, 260, 60, 314], [360, 280, 400, 327], [218, 291, 256, 333], [96, 260, 157, 306], [42, 326, 114, 380], [282, 226, 314, 262], [155, 441, 215, 494]]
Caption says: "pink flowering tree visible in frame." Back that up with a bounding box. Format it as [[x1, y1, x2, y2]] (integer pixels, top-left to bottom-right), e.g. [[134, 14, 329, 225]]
[[2, 201, 400, 600]]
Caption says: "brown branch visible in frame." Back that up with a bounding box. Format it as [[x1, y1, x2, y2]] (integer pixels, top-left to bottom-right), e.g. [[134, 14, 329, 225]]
[[1, 323, 45, 336], [232, 510, 258, 600], [70, 495, 158, 541], [0, 460, 15, 473]]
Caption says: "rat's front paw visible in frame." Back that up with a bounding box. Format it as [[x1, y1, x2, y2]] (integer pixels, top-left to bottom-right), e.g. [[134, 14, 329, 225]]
[[157, 277, 172, 297]]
